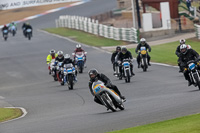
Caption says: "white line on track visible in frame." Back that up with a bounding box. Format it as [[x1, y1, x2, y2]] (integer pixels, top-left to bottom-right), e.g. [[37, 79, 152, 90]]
[[1, 107, 27, 124], [40, 30, 179, 68]]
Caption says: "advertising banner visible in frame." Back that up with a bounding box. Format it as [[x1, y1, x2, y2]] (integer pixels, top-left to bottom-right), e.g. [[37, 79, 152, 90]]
[[0, 0, 79, 10]]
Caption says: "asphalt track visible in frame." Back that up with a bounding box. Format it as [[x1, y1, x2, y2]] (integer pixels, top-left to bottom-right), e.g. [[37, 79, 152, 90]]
[[1, 0, 200, 133]]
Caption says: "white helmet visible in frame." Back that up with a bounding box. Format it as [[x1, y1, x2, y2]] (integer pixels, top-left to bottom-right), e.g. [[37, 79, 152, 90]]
[[187, 44, 191, 49], [64, 54, 70, 59], [180, 39, 185, 45], [180, 44, 187, 54], [140, 38, 146, 45], [57, 51, 63, 59], [50, 49, 56, 54], [76, 44, 81, 48]]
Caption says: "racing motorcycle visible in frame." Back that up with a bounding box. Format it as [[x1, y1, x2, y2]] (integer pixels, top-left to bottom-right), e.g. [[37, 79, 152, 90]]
[[119, 59, 132, 83], [185, 60, 200, 90], [55, 62, 63, 83], [139, 47, 148, 72], [9, 25, 17, 36], [49, 59, 58, 81], [72, 52, 87, 73], [61, 63, 76, 90], [92, 80, 125, 112], [3, 29, 8, 41], [26, 29, 32, 40], [113, 61, 120, 77]]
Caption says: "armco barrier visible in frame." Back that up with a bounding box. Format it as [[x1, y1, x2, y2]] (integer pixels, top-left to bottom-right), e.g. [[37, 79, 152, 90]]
[[56, 15, 138, 43]]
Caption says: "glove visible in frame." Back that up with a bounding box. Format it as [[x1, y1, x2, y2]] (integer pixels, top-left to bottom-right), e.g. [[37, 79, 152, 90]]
[[117, 61, 121, 64]]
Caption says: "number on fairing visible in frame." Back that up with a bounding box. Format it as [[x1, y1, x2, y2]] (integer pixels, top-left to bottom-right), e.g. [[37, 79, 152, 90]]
[[189, 63, 195, 70]]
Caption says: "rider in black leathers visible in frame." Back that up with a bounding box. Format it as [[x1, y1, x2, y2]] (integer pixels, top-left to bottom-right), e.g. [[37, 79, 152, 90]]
[[135, 38, 151, 68], [111, 46, 121, 73], [175, 39, 186, 72], [117, 47, 135, 76], [2, 25, 9, 35], [179, 44, 200, 86], [88, 69, 126, 105]]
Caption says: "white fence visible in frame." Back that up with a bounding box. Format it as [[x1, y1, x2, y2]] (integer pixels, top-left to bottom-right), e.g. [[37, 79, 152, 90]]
[[194, 24, 200, 39], [56, 15, 138, 43]]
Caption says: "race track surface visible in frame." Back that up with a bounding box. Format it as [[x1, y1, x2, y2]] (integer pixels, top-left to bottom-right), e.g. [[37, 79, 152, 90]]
[[1, 0, 200, 133]]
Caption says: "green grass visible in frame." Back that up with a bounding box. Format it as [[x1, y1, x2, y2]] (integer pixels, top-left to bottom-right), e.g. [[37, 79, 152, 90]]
[[130, 38, 200, 66], [0, 108, 22, 122], [44, 28, 128, 47], [108, 113, 200, 133]]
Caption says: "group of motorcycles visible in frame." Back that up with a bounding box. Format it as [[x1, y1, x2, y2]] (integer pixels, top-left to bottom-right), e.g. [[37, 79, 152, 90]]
[[2, 26, 32, 41], [114, 47, 149, 83], [48, 51, 87, 90], [2, 26, 17, 41]]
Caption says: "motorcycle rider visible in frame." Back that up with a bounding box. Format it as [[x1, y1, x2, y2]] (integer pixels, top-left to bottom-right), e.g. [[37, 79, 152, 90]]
[[55, 51, 64, 81], [22, 22, 27, 37], [117, 46, 135, 76], [73, 44, 86, 67], [24, 22, 33, 37], [135, 38, 151, 68], [88, 69, 126, 105], [111, 46, 121, 74], [176, 39, 186, 72], [179, 44, 200, 86], [1, 25, 9, 38], [61, 54, 77, 81], [46, 49, 58, 74], [9, 21, 17, 33]]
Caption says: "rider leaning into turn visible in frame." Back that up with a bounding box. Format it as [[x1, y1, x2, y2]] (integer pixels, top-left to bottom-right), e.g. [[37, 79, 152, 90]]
[[135, 38, 151, 68], [88, 69, 126, 105], [111, 46, 121, 74], [117, 46, 135, 76], [46, 49, 58, 74], [179, 44, 200, 86]]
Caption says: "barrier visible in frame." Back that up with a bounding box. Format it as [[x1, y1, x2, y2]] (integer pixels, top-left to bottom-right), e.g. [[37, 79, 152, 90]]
[[0, 0, 79, 10], [56, 15, 138, 43], [194, 24, 200, 39]]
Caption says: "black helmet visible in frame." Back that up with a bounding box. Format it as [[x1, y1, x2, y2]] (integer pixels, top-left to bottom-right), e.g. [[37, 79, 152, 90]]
[[116, 46, 121, 51], [88, 69, 98, 81], [121, 46, 127, 54]]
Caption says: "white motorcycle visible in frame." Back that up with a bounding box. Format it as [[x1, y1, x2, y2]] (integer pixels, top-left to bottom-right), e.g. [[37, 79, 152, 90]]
[[61, 63, 76, 90], [72, 52, 87, 73], [49, 59, 58, 81], [92, 80, 125, 112]]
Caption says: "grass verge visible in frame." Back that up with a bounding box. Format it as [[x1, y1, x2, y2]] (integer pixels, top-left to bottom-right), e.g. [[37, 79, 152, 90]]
[[130, 38, 200, 66], [44, 28, 128, 47], [108, 113, 200, 133], [0, 108, 23, 122]]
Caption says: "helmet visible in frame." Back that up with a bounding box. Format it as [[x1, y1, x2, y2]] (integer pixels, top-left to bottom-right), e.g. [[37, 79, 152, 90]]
[[64, 54, 70, 59], [88, 69, 98, 81], [57, 51, 63, 59], [121, 46, 127, 54], [187, 44, 191, 49], [116, 46, 121, 51], [76, 44, 81, 49], [50, 49, 56, 55], [140, 38, 146, 45], [4, 25, 6, 27], [180, 44, 188, 54], [180, 39, 185, 45], [26, 22, 30, 25]]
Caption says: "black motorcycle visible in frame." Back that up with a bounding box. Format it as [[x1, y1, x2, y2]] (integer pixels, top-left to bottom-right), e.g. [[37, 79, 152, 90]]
[[186, 60, 200, 90], [3, 29, 9, 41]]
